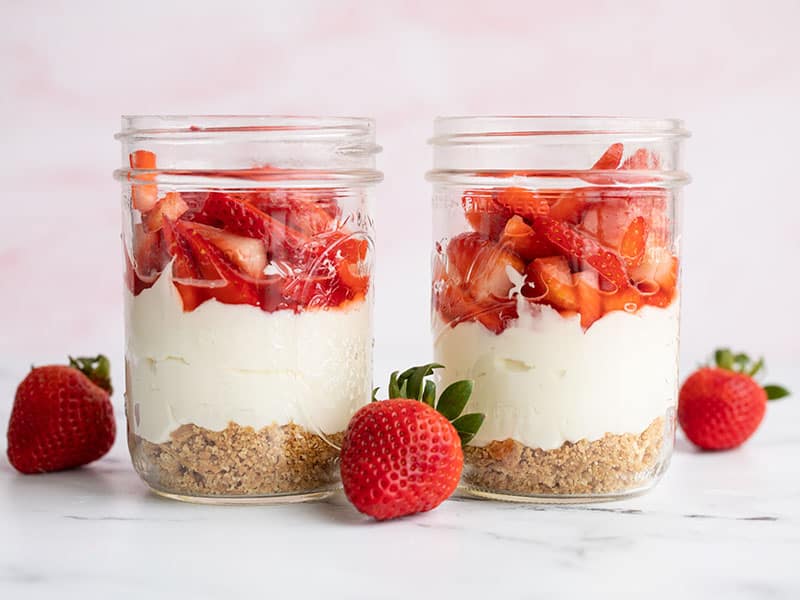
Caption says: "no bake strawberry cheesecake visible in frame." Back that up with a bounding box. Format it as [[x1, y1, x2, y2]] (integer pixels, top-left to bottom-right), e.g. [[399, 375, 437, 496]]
[[123, 149, 374, 499], [432, 142, 683, 498]]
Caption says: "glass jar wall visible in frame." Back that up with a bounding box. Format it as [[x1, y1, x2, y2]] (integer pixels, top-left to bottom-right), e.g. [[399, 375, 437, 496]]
[[115, 116, 381, 503], [429, 117, 689, 501]]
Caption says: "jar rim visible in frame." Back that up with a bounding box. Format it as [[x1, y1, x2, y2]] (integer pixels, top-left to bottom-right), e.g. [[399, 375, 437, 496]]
[[431, 115, 690, 143], [115, 115, 382, 188], [116, 115, 379, 145]]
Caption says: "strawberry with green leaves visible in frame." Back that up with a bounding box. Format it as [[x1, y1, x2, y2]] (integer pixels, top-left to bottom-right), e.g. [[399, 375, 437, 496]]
[[679, 349, 790, 450], [340, 364, 484, 521], [7, 356, 116, 474]]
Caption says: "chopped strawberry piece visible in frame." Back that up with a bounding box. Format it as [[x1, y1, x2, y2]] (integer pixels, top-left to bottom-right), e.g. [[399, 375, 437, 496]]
[[474, 300, 518, 334], [435, 233, 522, 333], [471, 249, 524, 303], [175, 222, 261, 307], [286, 190, 340, 234], [495, 187, 549, 222], [162, 221, 209, 311], [532, 216, 629, 290], [452, 238, 524, 303], [615, 149, 663, 183], [130, 223, 168, 287], [143, 192, 189, 232], [579, 143, 625, 185], [435, 278, 478, 326], [547, 191, 588, 224], [525, 257, 579, 311], [462, 190, 512, 239], [580, 191, 664, 250], [632, 254, 679, 307], [619, 216, 649, 267], [179, 221, 267, 279], [247, 189, 340, 237], [333, 235, 370, 295], [446, 232, 488, 281], [282, 251, 351, 309], [499, 216, 556, 260], [129, 150, 158, 212], [622, 148, 661, 170], [574, 271, 603, 329], [435, 276, 517, 334], [124, 246, 152, 295], [592, 143, 624, 171]]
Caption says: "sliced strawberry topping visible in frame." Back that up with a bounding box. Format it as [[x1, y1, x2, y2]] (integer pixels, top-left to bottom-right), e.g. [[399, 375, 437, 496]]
[[532, 216, 629, 290], [434, 143, 678, 334], [462, 190, 512, 239]]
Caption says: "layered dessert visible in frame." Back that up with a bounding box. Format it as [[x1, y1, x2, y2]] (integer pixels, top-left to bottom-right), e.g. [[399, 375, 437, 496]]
[[432, 145, 680, 497], [124, 151, 372, 498]]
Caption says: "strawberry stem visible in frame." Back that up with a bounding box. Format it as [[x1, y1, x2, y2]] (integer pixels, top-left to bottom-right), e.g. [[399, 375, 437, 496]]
[[764, 385, 790, 401], [711, 348, 789, 401], [375, 363, 484, 446], [69, 355, 113, 394]]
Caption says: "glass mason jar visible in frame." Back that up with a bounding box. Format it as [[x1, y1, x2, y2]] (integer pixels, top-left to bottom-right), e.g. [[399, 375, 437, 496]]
[[115, 116, 381, 503], [429, 117, 689, 501]]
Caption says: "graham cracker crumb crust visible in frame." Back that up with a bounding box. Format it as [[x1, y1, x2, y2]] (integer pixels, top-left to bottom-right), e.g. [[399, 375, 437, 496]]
[[463, 417, 666, 496], [131, 422, 343, 497]]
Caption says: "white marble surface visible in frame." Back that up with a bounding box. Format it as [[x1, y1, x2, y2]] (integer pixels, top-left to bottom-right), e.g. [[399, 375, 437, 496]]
[[1, 369, 798, 600]]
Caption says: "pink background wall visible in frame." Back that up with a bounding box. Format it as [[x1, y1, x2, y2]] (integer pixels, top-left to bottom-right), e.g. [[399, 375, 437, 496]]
[[2, 1, 798, 397]]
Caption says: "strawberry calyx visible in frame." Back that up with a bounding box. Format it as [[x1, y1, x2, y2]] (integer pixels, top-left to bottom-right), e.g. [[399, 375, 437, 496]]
[[68, 355, 113, 394], [373, 363, 485, 445], [711, 348, 790, 401]]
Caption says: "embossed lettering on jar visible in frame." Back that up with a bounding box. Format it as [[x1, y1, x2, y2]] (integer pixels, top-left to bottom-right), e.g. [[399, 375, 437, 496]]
[[428, 116, 689, 501], [115, 116, 382, 502]]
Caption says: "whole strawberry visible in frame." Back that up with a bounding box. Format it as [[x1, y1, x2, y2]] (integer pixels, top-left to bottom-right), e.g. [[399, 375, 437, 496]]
[[678, 349, 789, 450], [340, 364, 483, 520], [7, 355, 116, 474]]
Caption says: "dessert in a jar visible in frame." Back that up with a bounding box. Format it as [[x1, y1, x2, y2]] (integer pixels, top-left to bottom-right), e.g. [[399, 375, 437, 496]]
[[429, 117, 689, 501], [115, 116, 381, 502]]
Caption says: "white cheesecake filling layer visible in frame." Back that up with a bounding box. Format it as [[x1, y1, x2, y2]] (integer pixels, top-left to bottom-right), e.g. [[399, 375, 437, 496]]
[[434, 300, 679, 450], [125, 271, 372, 444]]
